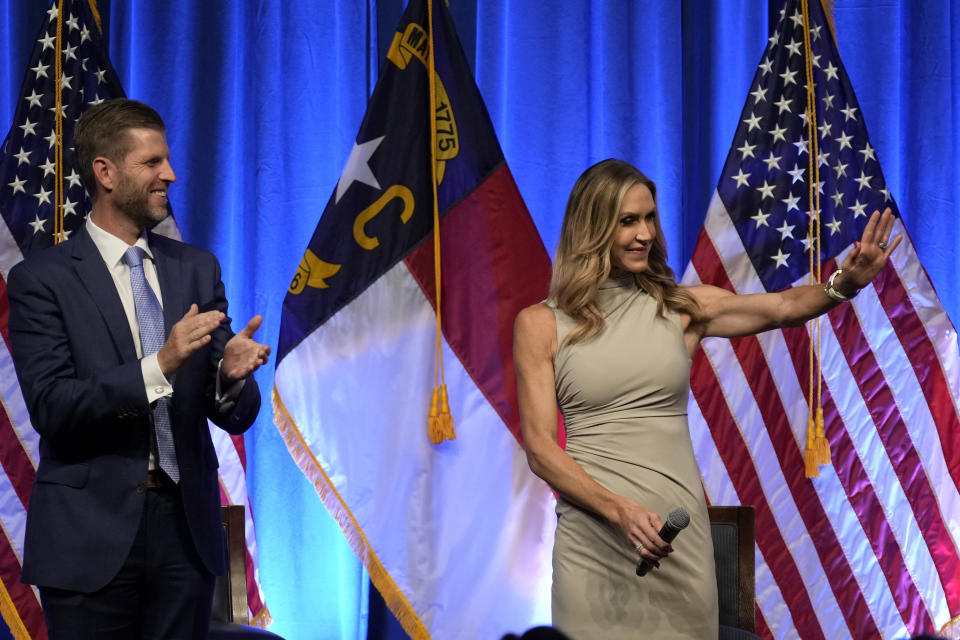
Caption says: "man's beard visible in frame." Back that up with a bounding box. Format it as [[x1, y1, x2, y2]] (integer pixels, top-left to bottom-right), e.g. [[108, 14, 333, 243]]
[[114, 173, 168, 229]]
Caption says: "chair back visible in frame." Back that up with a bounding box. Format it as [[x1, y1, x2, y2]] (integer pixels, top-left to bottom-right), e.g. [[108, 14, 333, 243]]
[[708, 505, 755, 632], [213, 504, 250, 625]]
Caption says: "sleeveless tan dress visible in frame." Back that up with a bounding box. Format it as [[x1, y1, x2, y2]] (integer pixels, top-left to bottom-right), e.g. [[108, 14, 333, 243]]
[[550, 277, 718, 639]]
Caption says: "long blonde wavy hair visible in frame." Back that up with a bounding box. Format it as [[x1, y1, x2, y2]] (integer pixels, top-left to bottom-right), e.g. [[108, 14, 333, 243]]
[[550, 159, 700, 344]]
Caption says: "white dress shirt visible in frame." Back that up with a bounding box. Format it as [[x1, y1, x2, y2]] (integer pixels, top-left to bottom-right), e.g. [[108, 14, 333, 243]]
[[86, 217, 172, 403]]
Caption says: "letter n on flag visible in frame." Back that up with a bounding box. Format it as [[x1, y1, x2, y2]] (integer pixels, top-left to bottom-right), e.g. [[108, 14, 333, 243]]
[[272, 0, 556, 637], [681, 0, 960, 637]]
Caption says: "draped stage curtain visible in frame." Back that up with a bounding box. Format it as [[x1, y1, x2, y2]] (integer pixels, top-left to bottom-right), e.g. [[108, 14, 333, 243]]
[[2, 2, 958, 639]]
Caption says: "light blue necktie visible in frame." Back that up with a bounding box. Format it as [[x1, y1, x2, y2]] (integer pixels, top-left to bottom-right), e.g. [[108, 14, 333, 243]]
[[123, 246, 179, 483]]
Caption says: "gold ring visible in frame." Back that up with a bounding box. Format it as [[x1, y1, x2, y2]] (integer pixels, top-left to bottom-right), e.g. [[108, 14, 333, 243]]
[[635, 543, 645, 553]]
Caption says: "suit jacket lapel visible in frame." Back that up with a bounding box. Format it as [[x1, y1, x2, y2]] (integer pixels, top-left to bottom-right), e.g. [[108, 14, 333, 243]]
[[71, 226, 138, 363]]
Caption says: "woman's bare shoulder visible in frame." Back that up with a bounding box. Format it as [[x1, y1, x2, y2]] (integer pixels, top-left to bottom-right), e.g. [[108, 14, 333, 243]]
[[515, 303, 558, 354]]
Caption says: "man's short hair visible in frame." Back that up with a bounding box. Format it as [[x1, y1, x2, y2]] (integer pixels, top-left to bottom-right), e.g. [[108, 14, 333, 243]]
[[74, 99, 166, 199]]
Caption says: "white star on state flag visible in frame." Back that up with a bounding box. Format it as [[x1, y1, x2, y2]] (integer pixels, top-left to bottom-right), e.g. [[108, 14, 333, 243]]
[[335, 136, 385, 203]]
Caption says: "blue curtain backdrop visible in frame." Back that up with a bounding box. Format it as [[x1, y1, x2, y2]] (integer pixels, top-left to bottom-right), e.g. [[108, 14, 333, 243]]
[[2, 2, 958, 638]]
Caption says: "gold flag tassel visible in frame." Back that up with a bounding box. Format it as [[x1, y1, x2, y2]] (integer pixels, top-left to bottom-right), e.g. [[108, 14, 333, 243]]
[[801, 0, 830, 476], [425, 0, 455, 444]]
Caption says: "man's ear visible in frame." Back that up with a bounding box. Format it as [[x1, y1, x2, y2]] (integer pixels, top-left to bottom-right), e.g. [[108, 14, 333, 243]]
[[91, 156, 117, 193]]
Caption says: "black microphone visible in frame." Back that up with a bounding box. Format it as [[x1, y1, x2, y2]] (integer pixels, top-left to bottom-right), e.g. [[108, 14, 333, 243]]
[[636, 506, 690, 576]]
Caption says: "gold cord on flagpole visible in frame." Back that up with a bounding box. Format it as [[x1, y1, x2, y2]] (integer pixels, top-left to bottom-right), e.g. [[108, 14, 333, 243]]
[[87, 0, 103, 33], [425, 0, 455, 444], [801, 0, 829, 477], [53, 0, 66, 245]]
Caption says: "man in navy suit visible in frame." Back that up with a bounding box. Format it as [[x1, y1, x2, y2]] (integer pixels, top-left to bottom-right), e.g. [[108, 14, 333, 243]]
[[7, 99, 270, 639]]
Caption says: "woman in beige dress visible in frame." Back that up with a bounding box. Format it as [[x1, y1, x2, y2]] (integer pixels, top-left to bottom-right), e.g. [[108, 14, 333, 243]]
[[513, 159, 900, 639]]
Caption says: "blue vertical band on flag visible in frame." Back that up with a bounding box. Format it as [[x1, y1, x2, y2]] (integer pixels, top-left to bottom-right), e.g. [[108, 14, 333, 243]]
[[278, 0, 503, 360]]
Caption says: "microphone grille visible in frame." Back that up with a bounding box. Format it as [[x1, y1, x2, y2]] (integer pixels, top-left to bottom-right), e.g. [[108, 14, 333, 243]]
[[667, 506, 690, 530]]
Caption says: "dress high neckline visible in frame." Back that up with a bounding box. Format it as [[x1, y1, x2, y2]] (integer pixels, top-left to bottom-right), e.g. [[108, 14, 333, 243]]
[[599, 274, 640, 291]]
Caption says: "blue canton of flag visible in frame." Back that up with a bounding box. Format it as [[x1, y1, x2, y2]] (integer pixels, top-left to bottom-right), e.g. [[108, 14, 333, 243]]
[[717, 0, 896, 292], [0, 0, 125, 255]]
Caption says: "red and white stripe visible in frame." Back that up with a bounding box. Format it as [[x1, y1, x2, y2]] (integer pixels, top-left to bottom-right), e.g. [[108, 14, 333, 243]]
[[682, 190, 960, 638]]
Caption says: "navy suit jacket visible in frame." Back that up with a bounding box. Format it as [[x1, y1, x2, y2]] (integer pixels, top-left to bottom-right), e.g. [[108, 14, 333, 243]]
[[7, 225, 260, 592]]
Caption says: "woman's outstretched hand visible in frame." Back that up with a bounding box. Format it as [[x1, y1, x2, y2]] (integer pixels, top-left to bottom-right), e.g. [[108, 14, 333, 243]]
[[838, 208, 903, 295]]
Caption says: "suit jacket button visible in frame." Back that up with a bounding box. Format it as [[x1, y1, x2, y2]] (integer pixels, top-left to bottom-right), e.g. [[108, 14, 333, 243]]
[[136, 483, 146, 494]]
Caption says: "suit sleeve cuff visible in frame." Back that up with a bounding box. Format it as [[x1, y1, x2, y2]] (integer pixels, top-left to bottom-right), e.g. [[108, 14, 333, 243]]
[[215, 359, 245, 413]]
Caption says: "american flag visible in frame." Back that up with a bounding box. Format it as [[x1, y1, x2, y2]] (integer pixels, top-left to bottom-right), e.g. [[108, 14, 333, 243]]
[[0, 2, 270, 636], [682, 0, 960, 638]]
